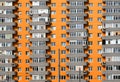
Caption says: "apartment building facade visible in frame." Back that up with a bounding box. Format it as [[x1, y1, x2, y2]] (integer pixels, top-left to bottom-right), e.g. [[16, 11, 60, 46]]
[[0, 0, 120, 82]]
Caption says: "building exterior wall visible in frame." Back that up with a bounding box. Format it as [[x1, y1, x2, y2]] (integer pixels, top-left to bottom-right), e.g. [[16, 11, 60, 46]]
[[0, 0, 120, 82]]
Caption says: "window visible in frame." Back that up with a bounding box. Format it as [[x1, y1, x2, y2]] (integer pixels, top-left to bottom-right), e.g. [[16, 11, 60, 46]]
[[88, 58, 93, 62], [18, 68, 21, 72], [61, 26, 66, 30], [89, 10, 93, 14], [18, 27, 22, 31], [26, 27, 29, 31], [98, 17, 102, 22], [26, 3, 29, 7], [60, 76, 66, 80], [26, 11, 29, 15], [51, 3, 56, 7], [61, 58, 66, 62], [26, 59, 29, 63], [51, 10, 56, 14], [88, 75, 93, 80], [51, 34, 56, 38], [61, 10, 66, 14], [97, 58, 102, 62], [26, 43, 30, 47], [88, 50, 92, 54], [61, 50, 66, 54], [51, 26, 56, 30], [98, 33, 102, 37], [98, 66, 101, 71], [98, 41, 102, 45], [98, 3, 102, 6], [26, 19, 29, 23], [98, 49, 102, 54], [18, 43, 22, 47], [51, 67, 55, 71], [26, 76, 29, 80], [18, 52, 22, 56], [61, 42, 66, 46], [88, 41, 93, 46], [51, 18, 56, 22], [61, 67, 66, 71], [26, 67, 29, 71], [97, 75, 102, 80], [88, 25, 93, 29], [89, 3, 93, 6], [51, 59, 55, 62], [61, 18, 66, 22], [18, 3, 22, 7], [51, 76, 55, 79], [98, 25, 102, 29], [88, 66, 92, 71], [89, 33, 93, 37], [61, 3, 66, 7], [18, 76, 22, 80], [18, 19, 22, 23], [51, 50, 55, 54], [89, 18, 93, 21], [61, 34, 66, 38], [98, 10, 102, 14], [51, 42, 56, 46]]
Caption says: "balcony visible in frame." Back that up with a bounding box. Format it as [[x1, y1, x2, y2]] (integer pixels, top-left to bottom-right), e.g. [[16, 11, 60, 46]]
[[0, 80, 17, 82], [67, 21, 87, 25], [66, 45, 87, 49], [0, 6, 17, 10], [102, 35, 120, 39], [0, 54, 17, 59], [66, 71, 88, 75], [103, 80, 120, 82], [105, 62, 120, 65], [0, 71, 16, 75], [0, 14, 16, 18], [67, 53, 87, 57], [103, 6, 120, 9], [0, 39, 16, 43], [0, 22, 16, 26], [102, 53, 120, 57], [67, 0, 88, 2], [30, 71, 50, 75], [30, 38, 49, 42], [0, 30, 16, 34], [67, 36, 87, 40], [30, 54, 46, 58], [30, 80, 46, 82], [0, 63, 17, 67], [103, 13, 120, 16], [30, 62, 50, 67], [67, 29, 87, 32], [67, 5, 87, 9], [67, 79, 88, 82], [30, 0, 50, 2], [67, 13, 87, 17], [0, 47, 16, 50], [102, 20, 120, 23], [30, 6, 49, 9], [103, 70, 120, 75], [102, 44, 120, 48], [30, 46, 49, 50], [66, 62, 88, 66], [1, 0, 17, 1], [30, 30, 49, 33]]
